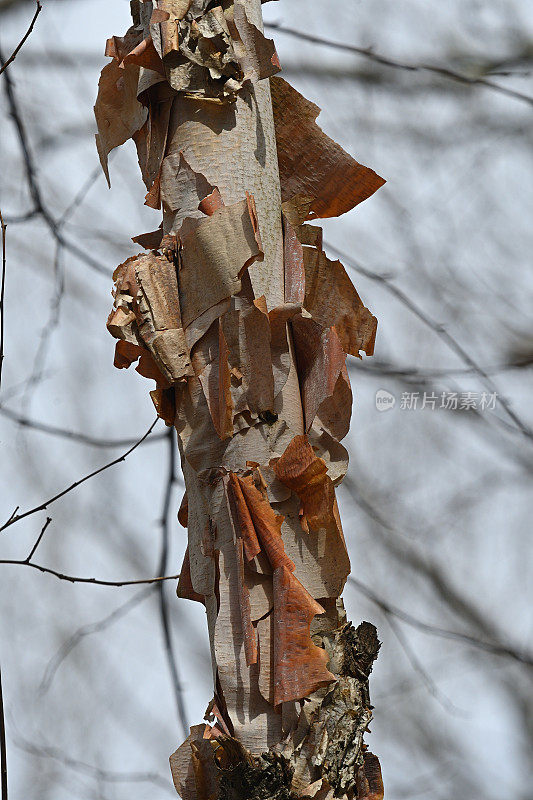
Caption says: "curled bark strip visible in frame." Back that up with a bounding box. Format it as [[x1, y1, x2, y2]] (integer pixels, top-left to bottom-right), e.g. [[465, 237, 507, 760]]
[[302, 247, 377, 359], [199, 187, 224, 216], [282, 215, 305, 304], [94, 60, 147, 186], [144, 167, 163, 209], [268, 302, 301, 400], [178, 546, 205, 604], [228, 471, 337, 704], [122, 36, 166, 75], [105, 25, 143, 65], [205, 697, 233, 739], [177, 197, 263, 329], [170, 724, 214, 800], [134, 85, 174, 193], [232, 1, 281, 80], [217, 320, 234, 439], [132, 225, 164, 250], [191, 738, 221, 800], [281, 195, 314, 228], [108, 250, 194, 384], [356, 752, 384, 800], [292, 318, 352, 441], [150, 385, 176, 425], [221, 299, 274, 418], [194, 317, 235, 439], [273, 566, 334, 706], [270, 76, 385, 219], [178, 491, 189, 527], [236, 475, 294, 573], [113, 340, 170, 386], [227, 474, 261, 562], [271, 435, 337, 536], [235, 538, 258, 666]]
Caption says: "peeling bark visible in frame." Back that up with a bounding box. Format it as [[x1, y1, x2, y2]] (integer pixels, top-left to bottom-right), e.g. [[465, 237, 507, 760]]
[[96, 1, 385, 797]]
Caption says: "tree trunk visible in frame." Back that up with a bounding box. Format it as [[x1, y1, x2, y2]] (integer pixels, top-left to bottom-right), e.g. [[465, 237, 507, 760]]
[[96, 1, 386, 797]]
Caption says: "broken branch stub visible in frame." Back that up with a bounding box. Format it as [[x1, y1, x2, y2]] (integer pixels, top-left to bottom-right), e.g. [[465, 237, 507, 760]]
[[96, 0, 385, 797]]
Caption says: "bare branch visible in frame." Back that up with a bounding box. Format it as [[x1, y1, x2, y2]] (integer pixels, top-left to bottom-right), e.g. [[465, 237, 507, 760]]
[[266, 23, 533, 108], [384, 614, 464, 715], [351, 356, 533, 380], [0, 418, 159, 532], [0, 558, 179, 588], [12, 734, 175, 794], [348, 576, 533, 666], [0, 1, 41, 76], [25, 516, 51, 562], [0, 403, 167, 448], [20, 240, 64, 412], [327, 240, 533, 443], [157, 429, 189, 738], [39, 586, 155, 694], [0, 56, 111, 278]]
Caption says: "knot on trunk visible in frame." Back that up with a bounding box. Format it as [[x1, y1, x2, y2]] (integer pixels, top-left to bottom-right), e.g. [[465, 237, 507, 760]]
[[219, 751, 295, 800]]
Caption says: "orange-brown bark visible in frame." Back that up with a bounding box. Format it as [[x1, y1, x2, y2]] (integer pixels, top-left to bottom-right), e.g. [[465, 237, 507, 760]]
[[95, 1, 385, 797]]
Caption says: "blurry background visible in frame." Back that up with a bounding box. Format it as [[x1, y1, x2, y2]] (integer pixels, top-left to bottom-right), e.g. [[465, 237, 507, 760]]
[[1, 1, 532, 798]]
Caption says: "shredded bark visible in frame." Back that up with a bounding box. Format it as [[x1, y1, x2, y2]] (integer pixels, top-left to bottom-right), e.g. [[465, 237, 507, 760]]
[[218, 751, 295, 800], [97, 1, 386, 796]]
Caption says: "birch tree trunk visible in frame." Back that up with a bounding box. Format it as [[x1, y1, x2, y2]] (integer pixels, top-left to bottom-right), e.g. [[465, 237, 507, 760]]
[[96, 2, 386, 797]]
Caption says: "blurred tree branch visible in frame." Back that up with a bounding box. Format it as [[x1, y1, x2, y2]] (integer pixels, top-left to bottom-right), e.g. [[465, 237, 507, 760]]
[[157, 429, 188, 738], [0, 419, 159, 532], [1, 53, 110, 277], [0, 0, 40, 76], [266, 23, 533, 107], [12, 733, 175, 795], [0, 404, 167, 448], [348, 576, 533, 666], [0, 556, 180, 588], [39, 586, 156, 694], [329, 240, 533, 443]]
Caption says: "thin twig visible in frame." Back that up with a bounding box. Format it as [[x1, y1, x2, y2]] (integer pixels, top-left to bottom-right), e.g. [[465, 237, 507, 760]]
[[0, 404, 167, 448], [158, 429, 189, 738], [0, 419, 158, 532], [0, 559, 179, 588], [0, 211, 6, 393], [348, 575, 533, 666], [25, 516, 51, 562], [0, 1, 42, 76], [351, 356, 533, 380], [327, 240, 533, 443], [0, 666, 6, 800], [267, 23, 533, 108]]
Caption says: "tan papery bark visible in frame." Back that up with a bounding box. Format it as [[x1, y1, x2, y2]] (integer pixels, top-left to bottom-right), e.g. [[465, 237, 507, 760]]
[[96, 1, 385, 797]]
